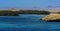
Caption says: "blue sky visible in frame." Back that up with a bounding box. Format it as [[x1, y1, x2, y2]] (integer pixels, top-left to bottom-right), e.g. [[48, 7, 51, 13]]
[[0, 0, 60, 9]]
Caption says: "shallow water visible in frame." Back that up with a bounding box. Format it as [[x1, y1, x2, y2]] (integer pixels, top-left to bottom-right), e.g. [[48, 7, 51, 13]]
[[0, 14, 60, 31]]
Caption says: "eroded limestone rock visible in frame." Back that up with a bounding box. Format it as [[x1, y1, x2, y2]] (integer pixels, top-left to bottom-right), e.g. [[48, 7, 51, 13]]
[[41, 14, 60, 22]]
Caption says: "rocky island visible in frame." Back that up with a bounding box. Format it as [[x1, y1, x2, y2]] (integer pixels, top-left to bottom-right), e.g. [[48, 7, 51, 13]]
[[40, 14, 60, 22]]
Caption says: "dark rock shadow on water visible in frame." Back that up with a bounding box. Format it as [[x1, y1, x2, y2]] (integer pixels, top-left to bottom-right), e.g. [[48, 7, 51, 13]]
[[47, 19, 60, 22]]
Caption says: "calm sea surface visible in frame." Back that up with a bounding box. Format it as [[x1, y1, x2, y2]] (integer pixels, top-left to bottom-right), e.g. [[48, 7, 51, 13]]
[[0, 14, 60, 31]]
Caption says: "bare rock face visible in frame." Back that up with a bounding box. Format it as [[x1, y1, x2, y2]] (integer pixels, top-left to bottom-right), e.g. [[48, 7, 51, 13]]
[[41, 14, 60, 22]]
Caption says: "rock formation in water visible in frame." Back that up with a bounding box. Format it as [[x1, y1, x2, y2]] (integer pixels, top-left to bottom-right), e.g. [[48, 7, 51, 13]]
[[40, 14, 60, 22]]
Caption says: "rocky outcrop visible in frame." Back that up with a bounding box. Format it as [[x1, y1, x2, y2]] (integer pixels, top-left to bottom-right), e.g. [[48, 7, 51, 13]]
[[41, 14, 60, 22]]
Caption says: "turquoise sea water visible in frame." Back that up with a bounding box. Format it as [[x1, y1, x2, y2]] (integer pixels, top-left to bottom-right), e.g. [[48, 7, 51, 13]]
[[0, 14, 60, 31]]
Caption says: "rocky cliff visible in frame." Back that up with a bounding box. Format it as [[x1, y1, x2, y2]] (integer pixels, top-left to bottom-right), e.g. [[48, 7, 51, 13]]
[[41, 14, 60, 22]]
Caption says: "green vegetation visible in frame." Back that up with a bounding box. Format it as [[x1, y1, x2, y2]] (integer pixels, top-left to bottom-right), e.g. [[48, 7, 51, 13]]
[[0, 10, 50, 16], [8, 11, 19, 16], [0, 10, 19, 16], [19, 10, 50, 15]]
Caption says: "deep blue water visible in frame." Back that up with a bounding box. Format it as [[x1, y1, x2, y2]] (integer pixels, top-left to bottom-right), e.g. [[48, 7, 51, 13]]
[[0, 14, 60, 31]]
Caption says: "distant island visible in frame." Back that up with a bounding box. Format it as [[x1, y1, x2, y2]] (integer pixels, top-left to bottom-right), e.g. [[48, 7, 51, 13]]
[[0, 10, 19, 16], [19, 10, 50, 15], [0, 10, 51, 16], [0, 8, 60, 16]]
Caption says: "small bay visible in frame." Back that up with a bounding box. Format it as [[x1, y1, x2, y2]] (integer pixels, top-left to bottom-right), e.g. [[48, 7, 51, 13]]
[[0, 14, 60, 31]]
